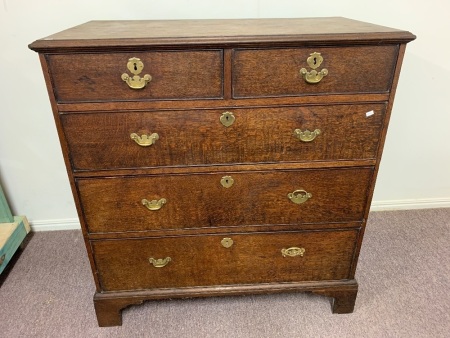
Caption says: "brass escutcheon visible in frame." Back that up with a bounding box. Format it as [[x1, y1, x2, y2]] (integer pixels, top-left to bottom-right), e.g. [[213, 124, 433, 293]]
[[300, 52, 328, 84], [121, 57, 152, 89], [220, 112, 235, 127], [149, 257, 171, 268], [142, 198, 167, 211], [288, 189, 312, 204], [281, 247, 306, 257], [220, 176, 234, 188], [293, 129, 321, 142], [221, 238, 234, 248]]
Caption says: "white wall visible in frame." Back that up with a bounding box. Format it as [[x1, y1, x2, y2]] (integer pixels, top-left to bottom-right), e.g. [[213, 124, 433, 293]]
[[1, 0, 449, 230]]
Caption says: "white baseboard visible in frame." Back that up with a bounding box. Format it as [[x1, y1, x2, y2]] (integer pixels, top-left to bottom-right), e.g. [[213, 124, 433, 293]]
[[370, 197, 450, 211], [29, 198, 450, 231], [30, 218, 81, 232]]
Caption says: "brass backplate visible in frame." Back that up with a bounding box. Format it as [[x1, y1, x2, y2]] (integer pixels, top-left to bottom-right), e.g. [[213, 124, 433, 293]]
[[121, 57, 152, 89], [281, 247, 306, 257]]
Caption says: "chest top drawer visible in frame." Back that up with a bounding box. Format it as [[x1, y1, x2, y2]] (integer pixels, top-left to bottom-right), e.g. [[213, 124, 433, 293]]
[[46, 50, 223, 102], [233, 45, 399, 98]]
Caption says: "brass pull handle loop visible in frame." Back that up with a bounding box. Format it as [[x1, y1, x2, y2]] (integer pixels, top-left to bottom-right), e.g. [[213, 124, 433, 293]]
[[300, 52, 328, 84], [142, 198, 167, 211], [281, 247, 306, 257], [288, 189, 312, 204], [122, 57, 152, 89], [130, 133, 159, 147], [149, 257, 171, 268], [293, 129, 321, 142]]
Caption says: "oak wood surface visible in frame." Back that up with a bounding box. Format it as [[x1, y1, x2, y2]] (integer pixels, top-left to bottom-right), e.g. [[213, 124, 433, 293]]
[[47, 51, 223, 102], [233, 45, 398, 97], [29, 18, 415, 52], [56, 93, 390, 112], [92, 229, 358, 291], [77, 167, 373, 233], [93, 279, 359, 326], [62, 104, 386, 170]]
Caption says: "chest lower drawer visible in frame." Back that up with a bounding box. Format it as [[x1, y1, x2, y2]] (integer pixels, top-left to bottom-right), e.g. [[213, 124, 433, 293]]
[[92, 229, 358, 291], [62, 103, 385, 171], [233, 45, 398, 98], [77, 167, 373, 233], [46, 50, 223, 102]]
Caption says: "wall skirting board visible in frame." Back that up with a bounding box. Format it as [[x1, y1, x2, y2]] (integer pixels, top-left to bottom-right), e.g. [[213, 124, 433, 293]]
[[28, 198, 450, 232], [369, 197, 450, 211], [30, 218, 81, 232]]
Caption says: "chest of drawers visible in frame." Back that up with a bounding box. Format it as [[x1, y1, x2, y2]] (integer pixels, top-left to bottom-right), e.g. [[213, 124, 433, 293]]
[[29, 18, 415, 326]]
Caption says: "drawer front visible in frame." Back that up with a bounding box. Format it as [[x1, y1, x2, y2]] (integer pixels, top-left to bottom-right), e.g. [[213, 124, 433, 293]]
[[62, 104, 386, 171], [47, 50, 223, 102], [77, 168, 373, 233], [233, 45, 398, 98], [92, 229, 358, 291]]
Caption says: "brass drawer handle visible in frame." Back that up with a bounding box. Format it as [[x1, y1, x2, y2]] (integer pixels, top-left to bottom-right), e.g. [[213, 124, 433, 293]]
[[121, 57, 152, 89], [300, 52, 328, 84], [293, 129, 321, 142], [220, 111, 235, 127], [149, 257, 171, 268], [288, 189, 312, 204], [281, 247, 306, 257], [142, 198, 166, 211], [130, 133, 159, 147]]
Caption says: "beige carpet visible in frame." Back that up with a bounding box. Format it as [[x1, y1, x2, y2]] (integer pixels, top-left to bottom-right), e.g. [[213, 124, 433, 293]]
[[1, 209, 449, 337]]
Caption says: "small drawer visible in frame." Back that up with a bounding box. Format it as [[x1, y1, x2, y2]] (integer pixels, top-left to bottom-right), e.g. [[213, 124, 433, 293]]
[[77, 167, 373, 233], [46, 50, 223, 102], [62, 103, 386, 171], [92, 229, 359, 291], [232, 45, 398, 98]]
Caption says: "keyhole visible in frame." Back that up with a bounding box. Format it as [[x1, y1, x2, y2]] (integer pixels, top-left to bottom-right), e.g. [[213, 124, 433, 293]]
[[313, 57, 317, 65], [226, 116, 230, 121], [226, 179, 229, 184], [133, 63, 138, 71]]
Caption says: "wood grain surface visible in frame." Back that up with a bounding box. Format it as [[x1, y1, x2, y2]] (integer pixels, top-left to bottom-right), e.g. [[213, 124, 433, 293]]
[[233, 45, 398, 97], [62, 104, 386, 170], [47, 50, 223, 102], [29, 18, 415, 52], [77, 167, 373, 233], [92, 229, 359, 291]]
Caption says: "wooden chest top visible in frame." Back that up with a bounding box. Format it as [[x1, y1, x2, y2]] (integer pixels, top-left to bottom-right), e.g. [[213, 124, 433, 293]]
[[29, 17, 415, 51]]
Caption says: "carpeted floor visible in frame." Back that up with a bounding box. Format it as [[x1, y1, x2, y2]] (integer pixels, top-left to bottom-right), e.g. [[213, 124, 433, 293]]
[[1, 209, 449, 337]]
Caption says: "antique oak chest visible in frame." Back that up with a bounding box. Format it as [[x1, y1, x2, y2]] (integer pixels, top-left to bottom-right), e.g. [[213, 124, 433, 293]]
[[29, 18, 415, 326]]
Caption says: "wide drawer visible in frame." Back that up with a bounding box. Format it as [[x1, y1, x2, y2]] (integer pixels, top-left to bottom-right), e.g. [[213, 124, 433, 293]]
[[233, 45, 398, 98], [77, 167, 373, 233], [46, 50, 223, 102], [92, 229, 359, 291], [62, 103, 386, 171]]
